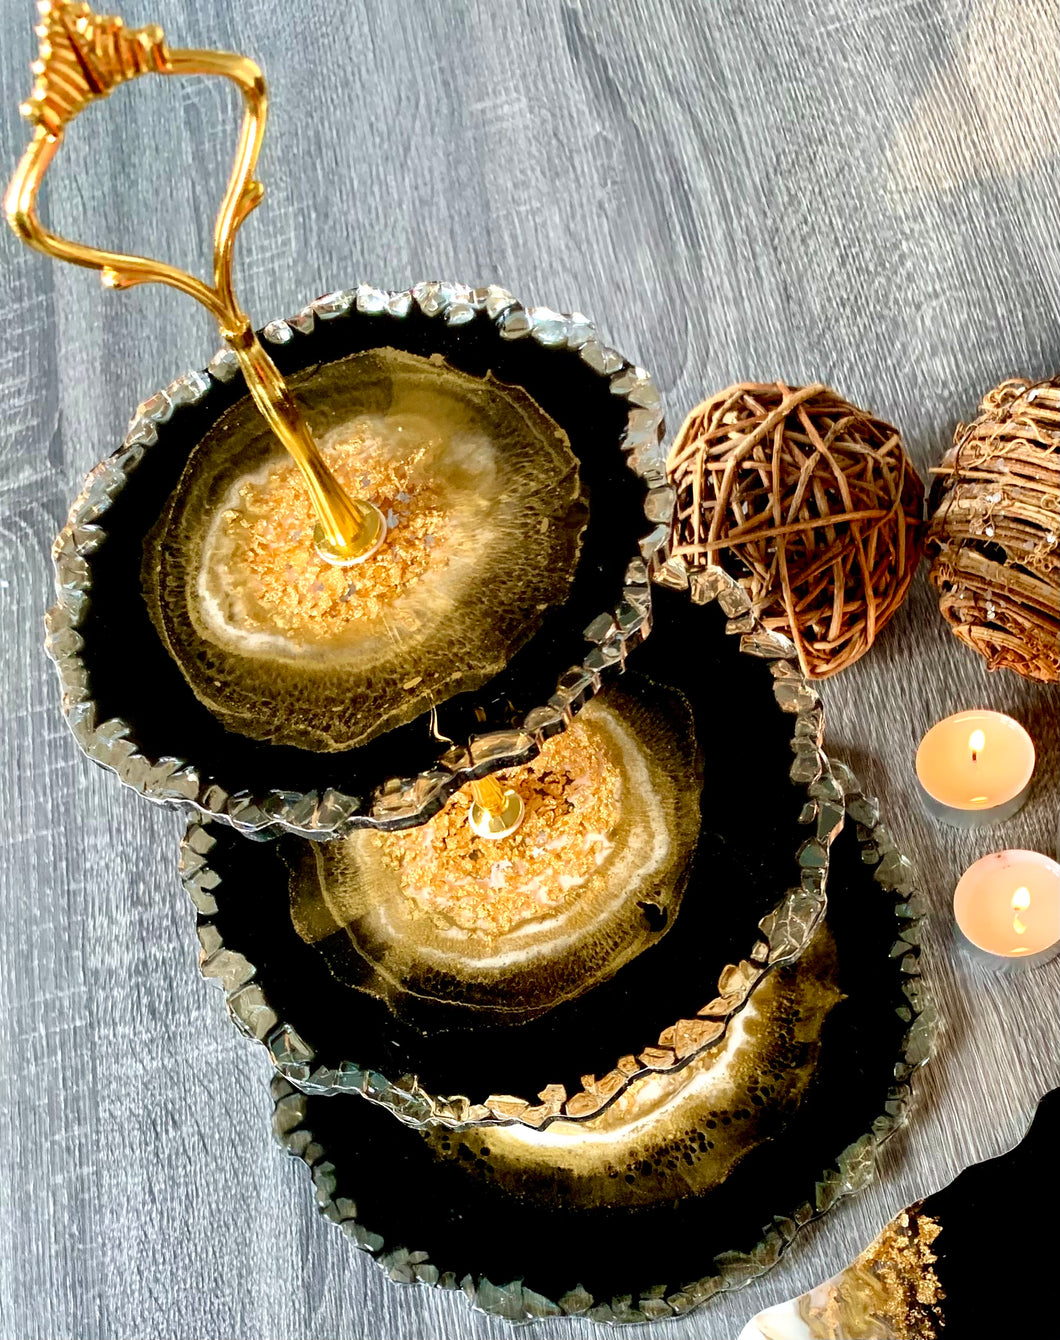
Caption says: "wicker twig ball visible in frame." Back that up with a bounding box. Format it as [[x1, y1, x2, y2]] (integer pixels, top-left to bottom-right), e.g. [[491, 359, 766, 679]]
[[667, 382, 924, 678], [926, 376, 1059, 683]]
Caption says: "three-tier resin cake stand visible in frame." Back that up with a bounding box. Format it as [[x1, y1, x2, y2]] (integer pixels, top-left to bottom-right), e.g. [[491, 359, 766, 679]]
[[7, 2, 931, 1324]]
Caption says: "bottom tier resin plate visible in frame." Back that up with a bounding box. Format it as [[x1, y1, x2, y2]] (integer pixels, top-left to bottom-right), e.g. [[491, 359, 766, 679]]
[[271, 768, 932, 1324]]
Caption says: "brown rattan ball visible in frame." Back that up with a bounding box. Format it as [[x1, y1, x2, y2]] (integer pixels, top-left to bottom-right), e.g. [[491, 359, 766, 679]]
[[667, 382, 924, 678], [926, 376, 1059, 683]]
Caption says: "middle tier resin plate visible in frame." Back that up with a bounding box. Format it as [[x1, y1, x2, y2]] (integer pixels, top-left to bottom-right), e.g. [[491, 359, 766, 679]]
[[183, 585, 845, 1129]]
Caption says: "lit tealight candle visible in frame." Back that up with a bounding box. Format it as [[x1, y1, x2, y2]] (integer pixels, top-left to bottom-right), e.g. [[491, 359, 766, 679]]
[[954, 849, 1060, 971], [915, 710, 1035, 828]]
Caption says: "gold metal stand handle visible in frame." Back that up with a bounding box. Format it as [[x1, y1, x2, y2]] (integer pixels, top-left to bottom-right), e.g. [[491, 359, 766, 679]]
[[4, 2, 383, 565]]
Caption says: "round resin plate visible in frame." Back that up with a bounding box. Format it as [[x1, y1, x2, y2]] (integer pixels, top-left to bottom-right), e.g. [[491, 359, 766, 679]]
[[271, 775, 931, 1324], [185, 585, 850, 1129], [46, 282, 668, 838]]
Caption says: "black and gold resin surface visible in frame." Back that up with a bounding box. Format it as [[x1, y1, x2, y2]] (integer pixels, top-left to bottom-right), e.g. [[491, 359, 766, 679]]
[[144, 348, 585, 751], [288, 679, 701, 1024], [272, 805, 921, 1318], [195, 590, 835, 1120]]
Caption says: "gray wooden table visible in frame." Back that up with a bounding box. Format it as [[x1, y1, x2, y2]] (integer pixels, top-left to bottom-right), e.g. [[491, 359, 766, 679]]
[[1, 2, 1058, 1337]]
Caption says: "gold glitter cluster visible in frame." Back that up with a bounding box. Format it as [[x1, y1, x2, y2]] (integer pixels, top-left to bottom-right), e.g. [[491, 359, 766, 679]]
[[800, 1205, 946, 1339], [216, 430, 448, 639], [374, 721, 621, 937]]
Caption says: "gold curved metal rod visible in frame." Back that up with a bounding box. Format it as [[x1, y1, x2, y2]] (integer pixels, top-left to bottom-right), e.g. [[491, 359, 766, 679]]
[[4, 3, 384, 564], [5, 124, 226, 318], [165, 49, 269, 321]]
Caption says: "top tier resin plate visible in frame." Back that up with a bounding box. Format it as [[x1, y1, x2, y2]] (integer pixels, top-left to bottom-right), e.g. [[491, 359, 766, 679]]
[[45, 282, 670, 838]]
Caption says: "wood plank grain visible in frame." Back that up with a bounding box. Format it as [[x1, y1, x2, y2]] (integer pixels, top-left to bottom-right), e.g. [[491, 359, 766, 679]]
[[1, 1, 1057, 1336]]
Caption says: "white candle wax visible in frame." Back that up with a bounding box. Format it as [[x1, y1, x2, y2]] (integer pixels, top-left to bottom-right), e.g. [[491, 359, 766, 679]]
[[954, 849, 1060, 971], [915, 710, 1035, 828]]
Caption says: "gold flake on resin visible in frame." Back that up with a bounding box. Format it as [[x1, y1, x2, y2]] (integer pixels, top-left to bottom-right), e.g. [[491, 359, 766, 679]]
[[211, 430, 449, 640], [370, 720, 621, 938], [288, 682, 700, 1022], [421, 927, 846, 1207], [143, 347, 585, 751], [796, 1205, 946, 1339]]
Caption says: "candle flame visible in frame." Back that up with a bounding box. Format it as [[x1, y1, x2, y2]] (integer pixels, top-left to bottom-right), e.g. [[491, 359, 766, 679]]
[[1012, 885, 1031, 935], [969, 728, 986, 762]]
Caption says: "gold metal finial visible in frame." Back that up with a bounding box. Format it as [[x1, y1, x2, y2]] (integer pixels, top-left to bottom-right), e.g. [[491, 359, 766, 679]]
[[6, 1, 385, 565], [468, 776, 525, 840], [21, 2, 170, 134]]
